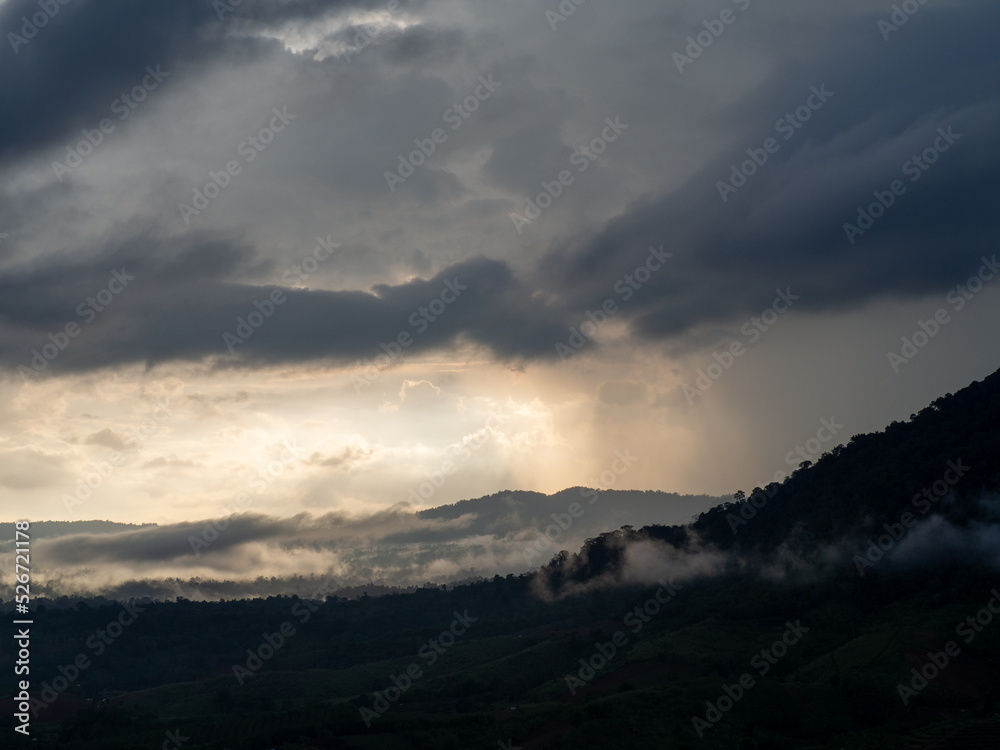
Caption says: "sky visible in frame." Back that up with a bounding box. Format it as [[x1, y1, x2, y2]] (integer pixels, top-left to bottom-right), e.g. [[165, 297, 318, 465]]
[[1, 0, 999, 573]]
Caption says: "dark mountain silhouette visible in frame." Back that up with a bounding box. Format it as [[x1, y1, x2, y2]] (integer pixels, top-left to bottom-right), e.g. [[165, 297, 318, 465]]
[[536, 367, 1000, 594], [417, 487, 723, 535]]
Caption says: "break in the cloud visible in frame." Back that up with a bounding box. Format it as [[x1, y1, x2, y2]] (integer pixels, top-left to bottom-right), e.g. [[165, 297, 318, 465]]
[[1, 0, 998, 572]]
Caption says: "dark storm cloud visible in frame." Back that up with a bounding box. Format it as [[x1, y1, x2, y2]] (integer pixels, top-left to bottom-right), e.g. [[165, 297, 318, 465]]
[[2, 0, 998, 377], [38, 515, 290, 565], [0, 230, 572, 375], [0, 0, 351, 163], [541, 2, 1000, 351]]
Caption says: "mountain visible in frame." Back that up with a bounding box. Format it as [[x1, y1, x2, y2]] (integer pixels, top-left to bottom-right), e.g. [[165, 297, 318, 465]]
[[416, 486, 724, 542], [536, 367, 1000, 595], [0, 489, 725, 601], [695, 367, 1000, 552], [4, 369, 1000, 749]]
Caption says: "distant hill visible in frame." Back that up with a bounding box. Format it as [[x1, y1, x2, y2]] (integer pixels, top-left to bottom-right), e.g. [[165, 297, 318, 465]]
[[417, 487, 724, 534], [0, 491, 724, 601], [0, 520, 157, 539]]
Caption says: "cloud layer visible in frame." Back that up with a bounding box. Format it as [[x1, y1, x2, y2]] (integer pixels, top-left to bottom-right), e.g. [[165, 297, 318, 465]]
[[0, 488, 723, 597], [2, 0, 997, 376]]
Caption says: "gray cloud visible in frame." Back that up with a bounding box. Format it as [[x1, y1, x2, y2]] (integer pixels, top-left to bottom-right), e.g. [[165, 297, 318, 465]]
[[0, 233, 575, 374], [541, 4, 1000, 352], [1, 0, 997, 377], [0, 0, 359, 163], [83, 427, 134, 451]]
